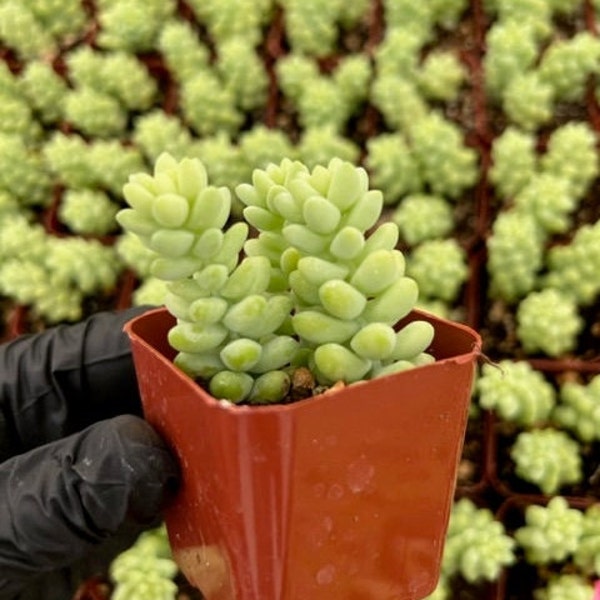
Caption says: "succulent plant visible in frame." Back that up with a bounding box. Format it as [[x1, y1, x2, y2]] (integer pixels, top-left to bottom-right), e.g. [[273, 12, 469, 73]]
[[534, 574, 594, 600], [440, 498, 516, 583], [516, 289, 583, 357], [58, 189, 120, 236], [510, 428, 583, 494], [489, 126, 537, 199], [542, 220, 600, 306], [515, 497, 584, 564], [476, 360, 556, 426], [486, 210, 545, 303], [392, 194, 454, 245], [573, 504, 600, 576], [118, 153, 436, 403], [538, 32, 600, 102], [406, 238, 468, 303], [109, 525, 178, 600], [554, 374, 600, 443]]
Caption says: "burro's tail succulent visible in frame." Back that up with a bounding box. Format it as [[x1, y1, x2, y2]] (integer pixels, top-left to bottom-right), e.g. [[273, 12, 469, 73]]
[[118, 153, 435, 404]]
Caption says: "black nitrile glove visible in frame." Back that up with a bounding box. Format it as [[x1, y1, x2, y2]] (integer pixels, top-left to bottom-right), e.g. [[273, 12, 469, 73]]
[[0, 307, 180, 600]]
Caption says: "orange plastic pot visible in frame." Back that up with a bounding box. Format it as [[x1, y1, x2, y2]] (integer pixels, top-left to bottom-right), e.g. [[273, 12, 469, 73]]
[[124, 307, 481, 600]]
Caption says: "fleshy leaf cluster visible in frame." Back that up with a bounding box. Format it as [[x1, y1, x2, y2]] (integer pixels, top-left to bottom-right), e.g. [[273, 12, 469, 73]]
[[118, 153, 435, 404], [476, 360, 556, 426]]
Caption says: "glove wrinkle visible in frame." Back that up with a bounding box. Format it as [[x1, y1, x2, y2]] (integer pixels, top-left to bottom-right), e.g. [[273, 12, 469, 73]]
[[0, 415, 179, 598], [0, 307, 148, 459]]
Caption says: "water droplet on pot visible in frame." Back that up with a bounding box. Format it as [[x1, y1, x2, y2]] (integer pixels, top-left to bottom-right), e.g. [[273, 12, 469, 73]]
[[346, 457, 375, 493], [327, 483, 344, 500], [316, 564, 336, 585]]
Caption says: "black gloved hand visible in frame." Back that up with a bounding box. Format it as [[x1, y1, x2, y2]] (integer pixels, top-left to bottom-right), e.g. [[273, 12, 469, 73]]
[[0, 307, 180, 600]]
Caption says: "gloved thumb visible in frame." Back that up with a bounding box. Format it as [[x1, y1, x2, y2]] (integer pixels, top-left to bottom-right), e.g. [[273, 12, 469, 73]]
[[0, 415, 179, 598]]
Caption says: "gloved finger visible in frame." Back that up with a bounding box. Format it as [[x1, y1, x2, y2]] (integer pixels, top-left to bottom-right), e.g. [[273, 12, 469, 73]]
[[0, 306, 149, 459], [0, 414, 179, 599]]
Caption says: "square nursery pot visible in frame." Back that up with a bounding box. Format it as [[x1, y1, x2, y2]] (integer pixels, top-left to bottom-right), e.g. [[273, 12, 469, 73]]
[[124, 307, 481, 600]]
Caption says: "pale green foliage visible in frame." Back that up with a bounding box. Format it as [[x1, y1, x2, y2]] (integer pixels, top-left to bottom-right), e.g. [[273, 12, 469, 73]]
[[280, 0, 368, 57], [0, 214, 122, 322], [544, 220, 600, 305], [365, 133, 422, 204], [110, 525, 178, 600], [539, 32, 600, 102], [441, 498, 515, 583], [515, 497, 584, 564], [58, 189, 120, 235], [0, 213, 47, 262], [573, 504, 600, 576], [238, 126, 296, 175], [0, 90, 41, 141], [418, 51, 467, 102], [22, 0, 87, 39], [510, 428, 582, 494], [275, 54, 320, 101], [44, 133, 146, 198], [116, 232, 157, 279], [406, 239, 468, 302], [554, 375, 600, 443], [489, 127, 537, 199], [408, 112, 478, 199], [502, 72, 554, 130], [216, 37, 269, 112], [476, 360, 556, 426], [133, 111, 196, 163], [374, 28, 422, 78], [534, 574, 594, 600], [373, 27, 466, 117], [513, 173, 575, 235], [540, 122, 599, 201], [382, 1, 435, 42], [484, 21, 539, 98], [392, 194, 454, 245], [487, 211, 544, 302], [66, 48, 158, 112], [180, 72, 243, 137], [64, 87, 127, 138], [491, 0, 553, 39], [296, 126, 360, 170], [0, 260, 83, 322], [43, 132, 96, 189], [333, 54, 372, 111], [516, 289, 583, 356], [0, 1, 56, 60], [371, 76, 428, 132], [430, 0, 469, 29], [0, 63, 21, 98], [187, 0, 274, 46], [19, 61, 68, 124], [133, 277, 169, 307], [118, 154, 432, 402], [369, 106, 477, 199], [193, 134, 248, 191], [96, 0, 176, 52], [239, 157, 433, 386], [86, 141, 147, 197], [97, 52, 158, 112], [277, 53, 372, 133], [0, 134, 52, 206], [45, 237, 122, 295], [65, 46, 106, 90], [382, 0, 468, 42], [158, 19, 210, 83], [297, 78, 349, 131]]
